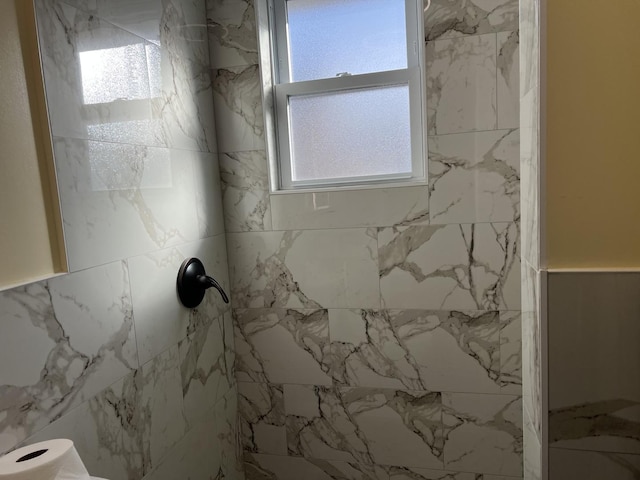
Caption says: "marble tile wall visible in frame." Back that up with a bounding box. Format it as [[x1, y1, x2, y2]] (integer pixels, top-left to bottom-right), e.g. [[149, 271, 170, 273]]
[[0, 0, 241, 479], [518, 0, 544, 479], [208, 0, 523, 478]]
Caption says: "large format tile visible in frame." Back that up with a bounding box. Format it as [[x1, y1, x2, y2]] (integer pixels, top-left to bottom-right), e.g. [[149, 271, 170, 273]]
[[23, 346, 186, 480], [548, 273, 640, 455], [429, 130, 519, 224], [424, 0, 518, 41], [519, 0, 540, 96], [284, 386, 444, 470], [520, 87, 540, 269], [53, 138, 201, 271], [271, 186, 429, 230], [329, 309, 519, 394], [179, 311, 234, 429], [129, 235, 230, 365], [497, 31, 520, 129], [238, 382, 286, 455], [521, 263, 542, 441], [35, 1, 160, 146], [245, 453, 490, 480], [220, 150, 272, 232], [549, 448, 640, 480], [154, 16, 218, 153], [426, 34, 497, 135], [35, 0, 216, 153], [523, 408, 542, 480], [379, 223, 520, 310], [234, 309, 331, 385], [443, 393, 523, 476], [213, 64, 265, 153], [144, 388, 244, 480], [228, 229, 380, 309], [193, 151, 226, 238], [0, 262, 137, 454], [206, 0, 259, 68]]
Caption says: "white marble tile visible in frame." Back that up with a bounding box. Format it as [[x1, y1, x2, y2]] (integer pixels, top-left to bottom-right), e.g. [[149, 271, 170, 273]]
[[549, 448, 640, 480], [143, 405, 219, 480], [519, 0, 540, 97], [228, 229, 380, 309], [139, 346, 187, 472], [22, 346, 186, 480], [243, 453, 360, 480], [428, 130, 520, 224], [213, 64, 265, 153], [285, 386, 444, 469], [220, 150, 272, 232], [0, 261, 137, 454], [244, 453, 519, 480], [178, 312, 231, 429], [523, 408, 542, 480], [234, 309, 331, 385], [443, 393, 523, 476], [500, 312, 522, 394], [58, 0, 173, 47], [520, 87, 540, 269], [154, 51, 218, 153], [193, 151, 226, 238], [128, 235, 230, 365], [497, 31, 520, 129], [271, 186, 430, 230], [329, 309, 520, 394], [35, 0, 216, 153], [207, 0, 259, 68], [379, 223, 520, 310], [220, 387, 246, 479], [424, 0, 519, 41], [238, 382, 286, 455], [548, 273, 640, 455], [53, 138, 201, 271], [35, 1, 163, 146], [144, 388, 243, 480], [426, 34, 497, 135], [521, 263, 542, 442]]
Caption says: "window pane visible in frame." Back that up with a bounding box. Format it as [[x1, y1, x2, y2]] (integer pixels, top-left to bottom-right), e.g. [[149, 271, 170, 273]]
[[288, 85, 412, 183], [286, 0, 407, 82]]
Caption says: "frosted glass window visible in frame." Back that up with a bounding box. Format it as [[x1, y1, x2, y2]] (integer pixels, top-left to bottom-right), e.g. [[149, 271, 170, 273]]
[[286, 0, 407, 82], [289, 85, 412, 182]]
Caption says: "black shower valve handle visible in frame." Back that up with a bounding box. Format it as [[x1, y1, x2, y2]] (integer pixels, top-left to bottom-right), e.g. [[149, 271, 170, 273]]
[[177, 257, 230, 308], [196, 274, 230, 304]]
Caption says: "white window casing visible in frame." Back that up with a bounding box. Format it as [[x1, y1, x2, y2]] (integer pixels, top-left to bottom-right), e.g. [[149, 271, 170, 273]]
[[255, 0, 427, 192]]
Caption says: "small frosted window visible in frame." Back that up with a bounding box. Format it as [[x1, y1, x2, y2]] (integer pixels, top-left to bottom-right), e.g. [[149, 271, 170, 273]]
[[289, 85, 412, 182], [286, 0, 407, 82]]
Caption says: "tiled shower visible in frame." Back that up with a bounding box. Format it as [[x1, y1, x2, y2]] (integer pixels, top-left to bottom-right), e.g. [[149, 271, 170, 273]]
[[0, 0, 527, 479]]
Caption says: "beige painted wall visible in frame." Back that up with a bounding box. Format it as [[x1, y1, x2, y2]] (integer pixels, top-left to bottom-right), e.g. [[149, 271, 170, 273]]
[[546, 0, 640, 268], [0, 0, 66, 288]]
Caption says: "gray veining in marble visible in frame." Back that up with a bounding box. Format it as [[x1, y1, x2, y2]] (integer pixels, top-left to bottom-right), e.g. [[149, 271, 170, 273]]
[[285, 385, 444, 469], [329, 309, 520, 394], [428, 130, 520, 224], [424, 0, 518, 41], [379, 223, 520, 311], [0, 261, 137, 454], [207, 0, 259, 69], [234, 308, 331, 385]]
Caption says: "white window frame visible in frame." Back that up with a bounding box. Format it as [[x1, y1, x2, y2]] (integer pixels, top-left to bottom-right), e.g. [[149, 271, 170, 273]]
[[256, 0, 426, 192]]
